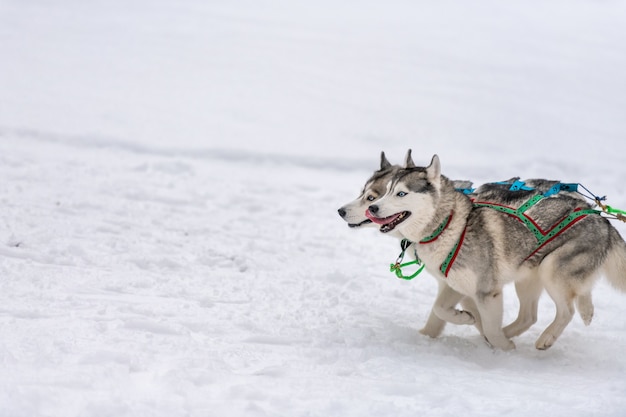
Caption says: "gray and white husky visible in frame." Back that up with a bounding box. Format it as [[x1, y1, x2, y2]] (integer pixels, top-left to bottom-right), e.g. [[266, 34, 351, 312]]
[[338, 152, 480, 337], [364, 154, 626, 350], [338, 151, 584, 343]]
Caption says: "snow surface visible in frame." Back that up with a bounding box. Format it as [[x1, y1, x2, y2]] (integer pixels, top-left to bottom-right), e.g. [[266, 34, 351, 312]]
[[2, 1, 626, 416]]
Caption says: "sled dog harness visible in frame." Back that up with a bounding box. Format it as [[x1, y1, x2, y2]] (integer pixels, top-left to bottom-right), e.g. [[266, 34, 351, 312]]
[[390, 180, 620, 280], [390, 212, 455, 280], [471, 194, 599, 267]]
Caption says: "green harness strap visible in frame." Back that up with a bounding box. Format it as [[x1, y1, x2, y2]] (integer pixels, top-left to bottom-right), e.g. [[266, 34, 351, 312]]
[[389, 239, 425, 280], [472, 195, 600, 247], [389, 213, 453, 280]]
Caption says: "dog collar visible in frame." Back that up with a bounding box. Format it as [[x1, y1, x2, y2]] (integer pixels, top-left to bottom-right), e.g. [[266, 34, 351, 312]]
[[416, 210, 463, 277], [419, 211, 454, 244]]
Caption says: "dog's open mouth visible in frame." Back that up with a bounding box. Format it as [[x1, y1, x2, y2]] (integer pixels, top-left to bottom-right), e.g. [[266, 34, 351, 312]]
[[365, 210, 411, 233], [348, 219, 372, 228]]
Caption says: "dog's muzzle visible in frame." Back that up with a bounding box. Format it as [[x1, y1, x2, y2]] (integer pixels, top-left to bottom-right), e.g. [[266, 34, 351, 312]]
[[337, 207, 372, 228], [365, 206, 411, 233]]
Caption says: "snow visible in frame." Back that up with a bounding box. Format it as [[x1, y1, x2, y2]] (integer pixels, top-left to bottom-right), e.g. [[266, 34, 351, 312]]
[[1, 1, 626, 416]]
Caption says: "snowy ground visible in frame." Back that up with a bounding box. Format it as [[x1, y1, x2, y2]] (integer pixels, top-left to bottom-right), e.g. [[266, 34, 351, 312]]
[[2, 1, 626, 416]]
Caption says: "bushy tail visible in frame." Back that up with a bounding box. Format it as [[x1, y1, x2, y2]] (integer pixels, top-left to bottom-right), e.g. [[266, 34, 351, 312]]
[[603, 227, 626, 293]]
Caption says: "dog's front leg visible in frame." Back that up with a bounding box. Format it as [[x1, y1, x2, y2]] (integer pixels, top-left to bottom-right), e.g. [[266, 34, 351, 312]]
[[475, 289, 515, 351], [420, 309, 447, 338], [421, 281, 475, 338], [432, 284, 476, 326], [419, 280, 450, 337], [460, 297, 483, 336]]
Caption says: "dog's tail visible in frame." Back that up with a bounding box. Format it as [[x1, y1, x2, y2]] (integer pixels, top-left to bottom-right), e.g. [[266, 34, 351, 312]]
[[603, 227, 626, 293]]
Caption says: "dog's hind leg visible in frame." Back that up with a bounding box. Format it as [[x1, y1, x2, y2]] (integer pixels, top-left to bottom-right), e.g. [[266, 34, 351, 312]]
[[535, 288, 593, 350], [535, 254, 577, 350], [535, 280, 575, 350], [535, 243, 602, 350], [576, 292, 594, 326], [504, 275, 543, 338]]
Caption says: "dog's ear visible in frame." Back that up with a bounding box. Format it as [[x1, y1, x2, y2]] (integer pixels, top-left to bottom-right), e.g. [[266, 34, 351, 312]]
[[426, 154, 441, 181], [380, 151, 392, 170], [404, 149, 416, 168]]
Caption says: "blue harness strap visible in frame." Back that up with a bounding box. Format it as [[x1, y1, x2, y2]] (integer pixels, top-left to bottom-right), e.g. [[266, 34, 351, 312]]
[[507, 179, 534, 191], [543, 183, 579, 198], [455, 187, 475, 195], [492, 180, 580, 198]]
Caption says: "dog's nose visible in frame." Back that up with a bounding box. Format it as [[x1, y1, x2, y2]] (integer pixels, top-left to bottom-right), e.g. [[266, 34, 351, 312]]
[[368, 205, 379, 214], [337, 208, 346, 218]]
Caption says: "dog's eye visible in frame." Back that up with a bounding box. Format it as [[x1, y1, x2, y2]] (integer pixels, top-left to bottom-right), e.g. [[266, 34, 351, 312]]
[[397, 191, 408, 197], [366, 195, 375, 201]]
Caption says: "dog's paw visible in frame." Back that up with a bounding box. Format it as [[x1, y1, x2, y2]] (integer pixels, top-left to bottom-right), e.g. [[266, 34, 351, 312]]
[[503, 321, 528, 338], [437, 309, 475, 326], [419, 313, 446, 338], [502, 339, 516, 351], [502, 323, 518, 339], [535, 334, 556, 350], [419, 326, 443, 338], [485, 336, 515, 351], [433, 303, 477, 326], [579, 310, 593, 326]]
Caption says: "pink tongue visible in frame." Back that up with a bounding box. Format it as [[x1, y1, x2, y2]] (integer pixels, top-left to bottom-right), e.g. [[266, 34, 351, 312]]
[[365, 210, 401, 225]]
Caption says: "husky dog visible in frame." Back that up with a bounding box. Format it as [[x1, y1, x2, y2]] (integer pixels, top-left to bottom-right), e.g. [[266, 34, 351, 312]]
[[338, 151, 586, 342], [366, 154, 626, 350], [338, 152, 481, 336]]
